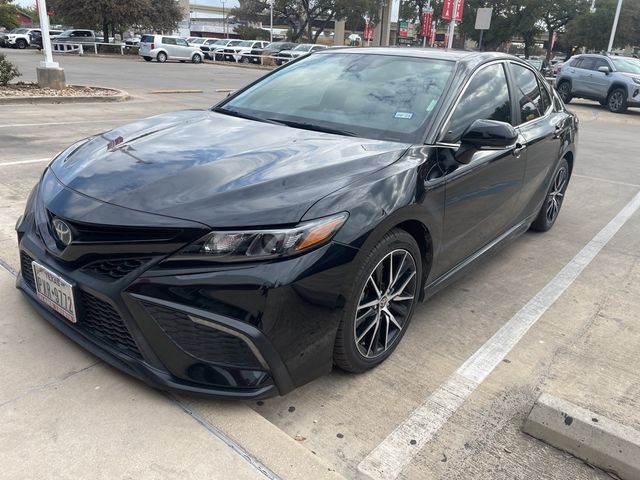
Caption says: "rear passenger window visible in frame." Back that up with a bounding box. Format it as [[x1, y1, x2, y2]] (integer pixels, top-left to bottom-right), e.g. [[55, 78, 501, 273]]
[[539, 81, 552, 113], [162, 37, 176, 45], [443, 63, 512, 143], [512, 64, 544, 123]]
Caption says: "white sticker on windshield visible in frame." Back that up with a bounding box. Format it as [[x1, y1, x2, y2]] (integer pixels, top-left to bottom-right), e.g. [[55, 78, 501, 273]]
[[394, 112, 414, 119], [426, 99, 438, 112]]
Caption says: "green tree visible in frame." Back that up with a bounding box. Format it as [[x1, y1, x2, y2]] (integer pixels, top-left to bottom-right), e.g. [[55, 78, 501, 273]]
[[0, 0, 19, 29], [235, 25, 270, 40], [564, 0, 640, 51], [538, 0, 591, 58]]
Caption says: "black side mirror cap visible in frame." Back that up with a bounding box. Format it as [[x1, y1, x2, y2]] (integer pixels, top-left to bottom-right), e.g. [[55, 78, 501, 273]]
[[456, 119, 518, 164]]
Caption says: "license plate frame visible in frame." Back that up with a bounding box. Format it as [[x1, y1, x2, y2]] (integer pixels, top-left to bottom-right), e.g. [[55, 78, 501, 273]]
[[31, 261, 77, 323]]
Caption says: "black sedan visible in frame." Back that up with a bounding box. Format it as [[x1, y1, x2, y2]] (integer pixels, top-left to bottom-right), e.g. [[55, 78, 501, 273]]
[[16, 49, 577, 399]]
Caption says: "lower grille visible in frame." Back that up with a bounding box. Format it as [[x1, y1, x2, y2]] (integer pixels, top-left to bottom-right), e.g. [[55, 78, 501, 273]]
[[143, 302, 264, 370], [20, 251, 142, 360]]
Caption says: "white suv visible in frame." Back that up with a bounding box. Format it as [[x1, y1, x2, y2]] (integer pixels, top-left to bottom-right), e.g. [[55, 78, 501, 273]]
[[139, 34, 204, 64]]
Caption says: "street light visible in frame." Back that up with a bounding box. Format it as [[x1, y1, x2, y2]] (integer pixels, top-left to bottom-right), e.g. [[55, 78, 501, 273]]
[[220, 0, 227, 39], [269, 0, 274, 43], [607, 0, 623, 52]]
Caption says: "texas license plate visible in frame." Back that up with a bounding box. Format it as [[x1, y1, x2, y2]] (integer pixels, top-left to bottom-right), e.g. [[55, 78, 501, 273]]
[[31, 261, 77, 323]]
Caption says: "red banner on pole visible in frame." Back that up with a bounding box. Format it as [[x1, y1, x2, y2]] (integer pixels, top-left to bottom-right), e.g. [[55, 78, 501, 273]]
[[363, 21, 374, 41], [443, 0, 464, 21], [420, 11, 433, 37], [454, 0, 465, 21]]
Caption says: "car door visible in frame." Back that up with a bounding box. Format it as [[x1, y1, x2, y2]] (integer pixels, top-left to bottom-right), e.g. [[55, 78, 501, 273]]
[[175, 38, 191, 59], [508, 62, 567, 220], [584, 58, 613, 99], [572, 57, 596, 95], [161, 37, 178, 58], [434, 62, 525, 276]]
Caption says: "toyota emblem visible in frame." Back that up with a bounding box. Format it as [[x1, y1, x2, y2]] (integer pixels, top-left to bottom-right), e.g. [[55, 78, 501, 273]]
[[52, 218, 73, 246]]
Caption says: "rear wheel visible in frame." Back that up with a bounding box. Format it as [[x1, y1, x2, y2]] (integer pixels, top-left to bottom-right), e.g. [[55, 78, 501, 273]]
[[607, 88, 628, 113], [192, 53, 202, 64], [156, 52, 167, 63], [530, 158, 570, 232], [334, 229, 422, 373], [557, 81, 572, 104], [143, 56, 152, 62]]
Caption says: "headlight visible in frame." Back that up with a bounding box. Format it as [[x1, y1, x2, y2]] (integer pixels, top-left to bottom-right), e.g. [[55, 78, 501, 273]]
[[178, 213, 348, 262]]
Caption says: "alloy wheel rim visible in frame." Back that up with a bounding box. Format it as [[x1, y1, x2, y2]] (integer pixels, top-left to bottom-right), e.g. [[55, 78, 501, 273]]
[[354, 249, 418, 359], [609, 92, 623, 110], [559, 84, 569, 100], [546, 167, 567, 223]]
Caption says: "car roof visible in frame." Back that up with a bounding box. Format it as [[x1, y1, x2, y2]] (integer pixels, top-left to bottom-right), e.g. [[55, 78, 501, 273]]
[[316, 47, 524, 70]]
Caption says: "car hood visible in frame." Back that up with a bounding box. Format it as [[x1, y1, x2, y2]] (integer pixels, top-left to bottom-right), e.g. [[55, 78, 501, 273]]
[[50, 110, 410, 227], [620, 72, 640, 82]]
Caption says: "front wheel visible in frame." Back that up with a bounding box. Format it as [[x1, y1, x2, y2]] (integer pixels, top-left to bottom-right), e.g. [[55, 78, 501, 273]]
[[530, 158, 570, 232], [16, 39, 28, 49], [557, 81, 572, 104], [192, 53, 202, 64], [607, 88, 628, 113], [334, 229, 422, 373]]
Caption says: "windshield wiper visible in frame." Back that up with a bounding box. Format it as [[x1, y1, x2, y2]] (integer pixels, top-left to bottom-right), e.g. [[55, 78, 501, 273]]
[[267, 118, 357, 137], [212, 107, 285, 126]]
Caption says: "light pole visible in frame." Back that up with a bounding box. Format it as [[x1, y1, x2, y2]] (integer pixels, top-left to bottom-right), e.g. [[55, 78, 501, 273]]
[[269, 0, 274, 43], [36, 0, 65, 89], [221, 0, 227, 38], [607, 0, 623, 52], [447, 0, 460, 49]]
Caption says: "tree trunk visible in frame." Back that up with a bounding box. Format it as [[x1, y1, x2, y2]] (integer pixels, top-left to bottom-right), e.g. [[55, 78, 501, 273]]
[[546, 28, 554, 60], [313, 12, 335, 43]]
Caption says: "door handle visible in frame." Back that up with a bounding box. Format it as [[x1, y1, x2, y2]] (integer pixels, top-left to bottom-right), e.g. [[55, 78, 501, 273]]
[[512, 143, 527, 157]]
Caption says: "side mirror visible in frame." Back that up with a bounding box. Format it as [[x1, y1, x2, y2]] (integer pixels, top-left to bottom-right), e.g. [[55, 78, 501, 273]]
[[456, 119, 518, 164], [598, 65, 611, 74]]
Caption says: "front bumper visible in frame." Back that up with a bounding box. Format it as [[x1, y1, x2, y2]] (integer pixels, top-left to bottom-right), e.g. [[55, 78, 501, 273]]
[[16, 177, 359, 398]]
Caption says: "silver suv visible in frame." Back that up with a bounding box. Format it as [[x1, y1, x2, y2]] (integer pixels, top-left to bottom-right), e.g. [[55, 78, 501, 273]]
[[555, 54, 640, 113], [139, 34, 204, 64]]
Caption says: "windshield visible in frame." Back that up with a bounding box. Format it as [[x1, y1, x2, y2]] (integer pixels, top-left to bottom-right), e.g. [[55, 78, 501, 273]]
[[191, 38, 205, 44], [218, 53, 454, 143], [611, 57, 640, 74], [294, 44, 313, 51], [213, 40, 227, 45], [14, 28, 29, 34], [238, 41, 254, 47]]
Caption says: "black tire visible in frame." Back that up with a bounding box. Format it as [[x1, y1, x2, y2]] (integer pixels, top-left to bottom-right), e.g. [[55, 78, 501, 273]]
[[156, 52, 167, 63], [240, 56, 250, 64], [16, 39, 28, 49], [143, 56, 152, 62], [557, 81, 572, 104], [334, 229, 422, 373], [192, 53, 202, 64], [530, 158, 570, 232], [606, 88, 628, 113]]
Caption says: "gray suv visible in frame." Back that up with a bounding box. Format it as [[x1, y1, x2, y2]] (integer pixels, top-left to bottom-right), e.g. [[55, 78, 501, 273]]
[[555, 54, 640, 113]]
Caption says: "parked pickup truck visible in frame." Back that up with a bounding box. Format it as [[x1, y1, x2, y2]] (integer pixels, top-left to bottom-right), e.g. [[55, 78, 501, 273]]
[[52, 30, 106, 45], [0, 28, 40, 49]]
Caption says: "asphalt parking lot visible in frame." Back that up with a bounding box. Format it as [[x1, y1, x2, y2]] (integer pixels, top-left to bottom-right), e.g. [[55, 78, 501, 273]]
[[1, 49, 639, 480]]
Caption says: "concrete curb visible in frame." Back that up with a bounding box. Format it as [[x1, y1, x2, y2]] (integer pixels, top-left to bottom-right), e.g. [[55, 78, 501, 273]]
[[523, 393, 640, 480], [0, 86, 130, 105]]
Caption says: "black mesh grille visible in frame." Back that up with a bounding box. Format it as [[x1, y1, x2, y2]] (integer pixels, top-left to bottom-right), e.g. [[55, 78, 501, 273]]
[[20, 251, 142, 360], [20, 251, 36, 291], [81, 258, 150, 280], [80, 292, 142, 359], [143, 302, 263, 370]]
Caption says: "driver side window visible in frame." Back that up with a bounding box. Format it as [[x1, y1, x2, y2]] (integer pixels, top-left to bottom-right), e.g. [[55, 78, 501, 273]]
[[443, 63, 512, 144]]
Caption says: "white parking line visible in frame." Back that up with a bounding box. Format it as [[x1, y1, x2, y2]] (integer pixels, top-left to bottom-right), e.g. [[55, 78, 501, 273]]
[[0, 158, 51, 166], [358, 190, 640, 480]]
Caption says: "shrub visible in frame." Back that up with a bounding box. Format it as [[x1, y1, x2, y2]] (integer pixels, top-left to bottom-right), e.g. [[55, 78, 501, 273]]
[[0, 53, 21, 86]]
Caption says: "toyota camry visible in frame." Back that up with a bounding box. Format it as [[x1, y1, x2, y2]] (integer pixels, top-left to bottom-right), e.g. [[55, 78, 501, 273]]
[[16, 48, 578, 398]]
